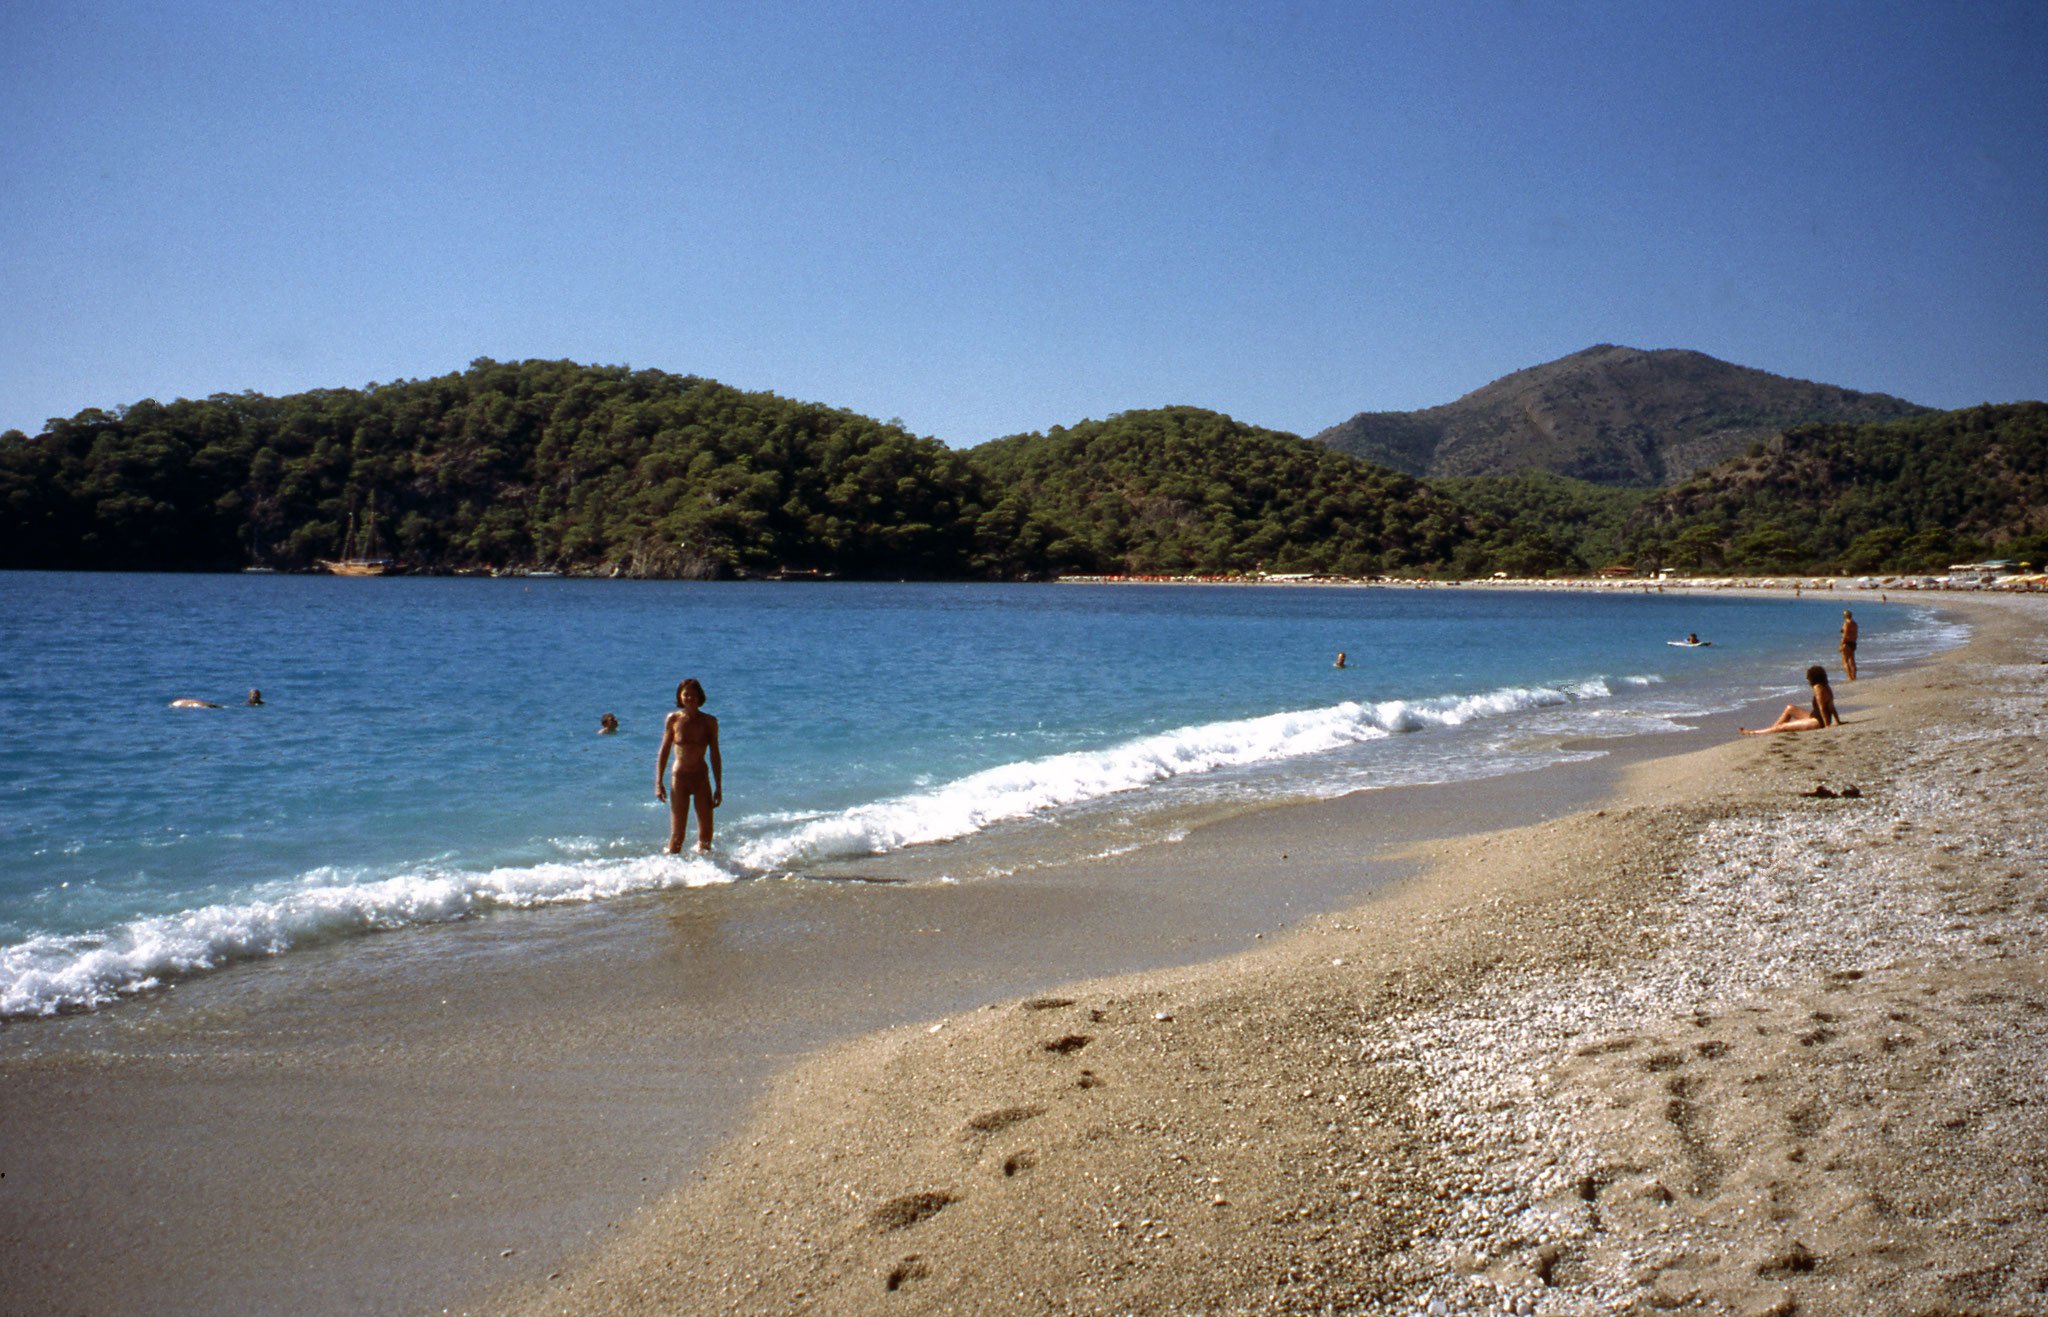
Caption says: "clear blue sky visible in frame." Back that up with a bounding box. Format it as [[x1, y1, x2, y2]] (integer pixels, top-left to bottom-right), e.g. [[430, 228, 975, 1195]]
[[4, 0, 2043, 445]]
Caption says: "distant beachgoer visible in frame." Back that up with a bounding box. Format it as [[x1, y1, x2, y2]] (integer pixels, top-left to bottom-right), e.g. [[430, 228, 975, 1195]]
[[1687, 633, 1700, 645], [1839, 610, 1859, 681], [1740, 665, 1841, 735], [656, 678, 722, 853], [1334, 651, 1348, 669], [169, 698, 220, 709], [246, 689, 264, 706], [599, 713, 619, 735]]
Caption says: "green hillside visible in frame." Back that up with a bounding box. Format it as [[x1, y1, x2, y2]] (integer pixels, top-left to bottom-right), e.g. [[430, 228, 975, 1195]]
[[0, 359, 1028, 578], [964, 407, 1475, 577], [3, 358, 2040, 582], [1621, 402, 2048, 573]]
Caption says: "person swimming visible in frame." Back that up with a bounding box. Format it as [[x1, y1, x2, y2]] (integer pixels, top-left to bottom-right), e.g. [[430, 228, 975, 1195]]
[[1740, 665, 1841, 735], [1334, 651, 1348, 668], [247, 689, 264, 706], [656, 679, 722, 853], [599, 713, 619, 734]]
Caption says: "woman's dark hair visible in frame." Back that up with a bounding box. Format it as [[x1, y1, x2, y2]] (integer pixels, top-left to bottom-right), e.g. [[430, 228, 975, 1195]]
[[676, 678, 706, 708], [1805, 665, 1829, 686]]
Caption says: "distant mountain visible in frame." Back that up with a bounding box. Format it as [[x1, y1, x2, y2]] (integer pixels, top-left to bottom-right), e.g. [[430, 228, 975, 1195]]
[[1313, 346, 1930, 487]]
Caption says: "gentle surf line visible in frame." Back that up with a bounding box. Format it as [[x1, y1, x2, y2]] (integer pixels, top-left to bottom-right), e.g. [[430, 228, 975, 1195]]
[[0, 854, 731, 1017], [3, 673, 1649, 1018], [734, 675, 1656, 866]]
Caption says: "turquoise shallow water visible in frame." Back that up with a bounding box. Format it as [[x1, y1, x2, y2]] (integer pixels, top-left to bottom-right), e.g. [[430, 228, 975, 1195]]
[[0, 573, 1958, 1016]]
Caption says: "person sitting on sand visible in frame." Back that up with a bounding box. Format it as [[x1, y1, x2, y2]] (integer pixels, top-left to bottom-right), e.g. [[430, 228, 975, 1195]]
[[169, 698, 221, 709], [246, 689, 264, 706], [1839, 609, 1859, 681], [656, 679, 722, 853], [1740, 665, 1841, 735], [599, 713, 618, 734]]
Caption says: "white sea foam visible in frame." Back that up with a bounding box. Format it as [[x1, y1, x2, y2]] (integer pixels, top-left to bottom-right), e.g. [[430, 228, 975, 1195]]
[[0, 675, 1653, 1018], [0, 852, 730, 1018], [734, 678, 1636, 870]]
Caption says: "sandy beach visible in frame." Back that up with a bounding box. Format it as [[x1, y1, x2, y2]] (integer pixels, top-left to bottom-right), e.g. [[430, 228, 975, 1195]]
[[478, 594, 2048, 1317], [4, 592, 2040, 1317]]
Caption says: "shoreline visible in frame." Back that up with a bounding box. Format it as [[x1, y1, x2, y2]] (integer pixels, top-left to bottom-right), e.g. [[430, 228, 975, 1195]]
[[0, 697, 1734, 1317], [0, 598, 2018, 1316], [479, 594, 2048, 1316]]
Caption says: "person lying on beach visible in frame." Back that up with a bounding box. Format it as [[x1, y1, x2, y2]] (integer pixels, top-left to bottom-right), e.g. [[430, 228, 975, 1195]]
[[656, 678, 722, 853], [1740, 665, 1841, 735]]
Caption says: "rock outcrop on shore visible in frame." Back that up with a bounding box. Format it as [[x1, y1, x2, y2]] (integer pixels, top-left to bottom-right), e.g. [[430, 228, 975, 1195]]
[[494, 599, 2047, 1317]]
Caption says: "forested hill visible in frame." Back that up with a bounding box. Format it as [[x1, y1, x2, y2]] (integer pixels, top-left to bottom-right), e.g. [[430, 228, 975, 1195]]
[[962, 407, 1477, 577], [1622, 402, 2048, 573], [1313, 345, 1929, 486], [0, 361, 1489, 579], [0, 359, 1035, 578], [5, 359, 2040, 580]]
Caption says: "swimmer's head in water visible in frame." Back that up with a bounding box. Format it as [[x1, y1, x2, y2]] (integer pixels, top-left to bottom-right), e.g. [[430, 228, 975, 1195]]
[[676, 678, 706, 709], [600, 713, 618, 731], [1805, 665, 1828, 686]]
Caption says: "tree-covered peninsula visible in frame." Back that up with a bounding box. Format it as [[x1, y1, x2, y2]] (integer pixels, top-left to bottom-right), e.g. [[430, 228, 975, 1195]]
[[0, 359, 1028, 578], [0, 361, 1492, 579]]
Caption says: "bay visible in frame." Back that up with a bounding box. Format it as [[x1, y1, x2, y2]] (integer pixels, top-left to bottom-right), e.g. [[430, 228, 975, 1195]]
[[0, 572, 1958, 1017]]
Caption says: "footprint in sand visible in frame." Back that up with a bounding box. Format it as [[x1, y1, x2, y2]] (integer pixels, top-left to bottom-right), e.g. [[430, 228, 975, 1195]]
[[965, 1105, 1045, 1135], [868, 1191, 958, 1232], [885, 1256, 932, 1291]]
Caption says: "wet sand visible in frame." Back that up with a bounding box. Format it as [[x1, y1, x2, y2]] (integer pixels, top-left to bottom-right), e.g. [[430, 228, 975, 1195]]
[[478, 594, 2048, 1317]]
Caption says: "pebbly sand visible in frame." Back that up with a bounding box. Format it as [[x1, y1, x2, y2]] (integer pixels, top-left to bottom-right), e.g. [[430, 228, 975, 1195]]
[[484, 594, 2048, 1317]]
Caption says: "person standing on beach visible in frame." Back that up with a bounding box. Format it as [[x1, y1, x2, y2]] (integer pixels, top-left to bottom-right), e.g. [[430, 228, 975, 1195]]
[[1740, 665, 1841, 735], [656, 678, 722, 853], [1839, 610, 1859, 680]]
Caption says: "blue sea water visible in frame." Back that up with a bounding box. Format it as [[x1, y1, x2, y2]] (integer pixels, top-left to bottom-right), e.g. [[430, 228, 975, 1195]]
[[0, 573, 1961, 1017]]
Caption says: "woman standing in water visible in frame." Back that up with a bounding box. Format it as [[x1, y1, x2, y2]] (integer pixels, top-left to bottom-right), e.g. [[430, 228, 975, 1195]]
[[656, 678, 722, 852]]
